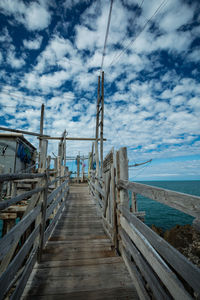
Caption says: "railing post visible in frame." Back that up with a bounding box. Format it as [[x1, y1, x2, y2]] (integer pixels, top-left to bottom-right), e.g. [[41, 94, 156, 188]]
[[38, 168, 49, 262], [115, 147, 129, 252]]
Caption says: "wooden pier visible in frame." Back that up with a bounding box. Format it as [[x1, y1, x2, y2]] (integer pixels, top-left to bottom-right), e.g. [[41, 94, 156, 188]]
[[22, 183, 138, 299], [0, 145, 200, 299]]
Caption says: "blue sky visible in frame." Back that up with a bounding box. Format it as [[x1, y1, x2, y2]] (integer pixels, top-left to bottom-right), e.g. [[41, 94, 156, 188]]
[[0, 0, 200, 180]]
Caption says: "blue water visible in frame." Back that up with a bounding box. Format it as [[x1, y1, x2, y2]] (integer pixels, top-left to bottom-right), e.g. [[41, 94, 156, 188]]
[[134, 180, 200, 230]]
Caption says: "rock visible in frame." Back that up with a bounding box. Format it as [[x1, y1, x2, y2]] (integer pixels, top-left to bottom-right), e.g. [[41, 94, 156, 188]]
[[150, 224, 200, 267], [151, 224, 163, 237]]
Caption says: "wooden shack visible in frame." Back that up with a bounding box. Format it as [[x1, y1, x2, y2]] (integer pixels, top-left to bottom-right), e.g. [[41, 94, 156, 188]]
[[0, 132, 36, 174]]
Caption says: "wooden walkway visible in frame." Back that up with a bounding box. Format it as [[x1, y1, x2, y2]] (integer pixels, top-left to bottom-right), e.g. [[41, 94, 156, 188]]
[[22, 184, 139, 299]]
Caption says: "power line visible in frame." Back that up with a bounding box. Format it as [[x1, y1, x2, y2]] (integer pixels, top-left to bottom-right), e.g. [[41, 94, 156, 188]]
[[0, 89, 44, 104], [109, 0, 144, 65], [100, 0, 114, 72], [108, 0, 168, 68]]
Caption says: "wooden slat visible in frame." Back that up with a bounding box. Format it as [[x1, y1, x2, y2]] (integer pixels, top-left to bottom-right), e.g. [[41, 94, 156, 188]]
[[121, 247, 151, 300], [44, 200, 65, 244], [89, 180, 105, 198], [0, 226, 40, 299], [120, 228, 171, 300], [0, 205, 41, 260], [120, 215, 192, 299], [10, 248, 38, 300], [120, 205, 200, 295], [0, 187, 44, 210], [118, 180, 200, 218], [103, 170, 111, 217], [47, 180, 68, 206], [46, 191, 64, 220]]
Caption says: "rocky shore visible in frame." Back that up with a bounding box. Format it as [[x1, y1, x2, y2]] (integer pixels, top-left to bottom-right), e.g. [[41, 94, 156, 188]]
[[151, 224, 200, 267]]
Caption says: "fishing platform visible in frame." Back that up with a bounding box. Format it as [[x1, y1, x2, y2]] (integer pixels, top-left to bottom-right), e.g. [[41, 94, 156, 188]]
[[0, 72, 200, 299]]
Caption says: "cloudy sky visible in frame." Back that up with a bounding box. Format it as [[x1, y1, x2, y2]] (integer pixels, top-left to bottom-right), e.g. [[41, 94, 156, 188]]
[[0, 0, 199, 180]]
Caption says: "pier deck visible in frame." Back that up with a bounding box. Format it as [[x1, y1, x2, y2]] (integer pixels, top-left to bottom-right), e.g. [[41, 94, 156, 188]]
[[22, 184, 139, 299]]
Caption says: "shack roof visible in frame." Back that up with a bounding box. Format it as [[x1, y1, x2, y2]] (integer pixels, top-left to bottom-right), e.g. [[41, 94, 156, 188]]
[[0, 132, 36, 150]]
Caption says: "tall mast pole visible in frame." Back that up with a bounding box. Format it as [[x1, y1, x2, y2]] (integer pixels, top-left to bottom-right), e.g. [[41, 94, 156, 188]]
[[100, 71, 104, 176]]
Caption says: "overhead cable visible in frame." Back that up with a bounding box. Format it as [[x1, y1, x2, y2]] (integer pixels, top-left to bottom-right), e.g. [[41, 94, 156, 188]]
[[100, 0, 114, 72], [108, 0, 168, 67], [109, 0, 144, 64]]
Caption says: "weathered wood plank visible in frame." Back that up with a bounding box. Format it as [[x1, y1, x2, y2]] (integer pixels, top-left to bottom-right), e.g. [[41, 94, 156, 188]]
[[0, 173, 45, 183], [24, 269, 134, 296], [120, 215, 192, 299], [118, 180, 200, 218], [120, 228, 171, 300], [0, 205, 41, 260], [34, 256, 123, 269], [89, 180, 105, 198], [47, 180, 68, 206], [121, 247, 150, 300], [45, 191, 64, 220], [0, 226, 40, 299], [10, 248, 38, 300], [0, 187, 44, 210], [120, 205, 200, 295], [44, 200, 65, 244], [22, 286, 138, 300]]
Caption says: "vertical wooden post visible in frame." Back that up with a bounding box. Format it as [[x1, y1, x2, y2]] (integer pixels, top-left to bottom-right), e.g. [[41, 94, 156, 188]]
[[39, 140, 48, 171], [35, 135, 48, 257], [63, 130, 66, 173], [95, 140, 99, 177], [115, 147, 129, 252], [54, 158, 58, 188], [39, 104, 45, 168], [118, 147, 129, 208], [76, 155, 80, 183], [81, 156, 85, 183], [57, 156, 61, 186], [38, 165, 49, 262], [131, 192, 137, 212], [0, 165, 4, 200], [100, 71, 104, 177], [96, 76, 101, 140]]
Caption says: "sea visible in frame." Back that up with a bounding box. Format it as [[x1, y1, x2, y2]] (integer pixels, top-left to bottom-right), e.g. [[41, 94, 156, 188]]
[[0, 180, 199, 237], [134, 180, 200, 231]]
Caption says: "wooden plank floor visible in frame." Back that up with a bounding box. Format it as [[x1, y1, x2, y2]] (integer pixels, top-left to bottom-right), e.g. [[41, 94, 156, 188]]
[[22, 184, 139, 299]]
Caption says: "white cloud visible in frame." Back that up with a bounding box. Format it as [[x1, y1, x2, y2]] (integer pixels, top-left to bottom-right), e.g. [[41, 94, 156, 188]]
[[35, 35, 74, 73], [7, 46, 26, 69], [187, 49, 200, 63], [23, 35, 43, 50], [24, 2, 51, 31], [0, 0, 51, 31], [0, 27, 12, 43]]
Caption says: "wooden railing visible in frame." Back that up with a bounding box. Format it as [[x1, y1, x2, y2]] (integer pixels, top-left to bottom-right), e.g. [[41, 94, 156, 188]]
[[0, 165, 69, 299], [88, 146, 200, 300]]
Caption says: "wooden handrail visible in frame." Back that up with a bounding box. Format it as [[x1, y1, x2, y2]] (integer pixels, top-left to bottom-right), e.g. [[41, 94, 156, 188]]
[[119, 205, 200, 295], [118, 179, 200, 218], [0, 186, 44, 210], [0, 172, 45, 183]]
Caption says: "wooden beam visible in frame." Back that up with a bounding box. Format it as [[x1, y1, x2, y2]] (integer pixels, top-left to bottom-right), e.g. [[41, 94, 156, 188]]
[[100, 71, 104, 175], [0, 126, 49, 138], [39, 137, 107, 141], [118, 180, 200, 218], [95, 75, 101, 140]]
